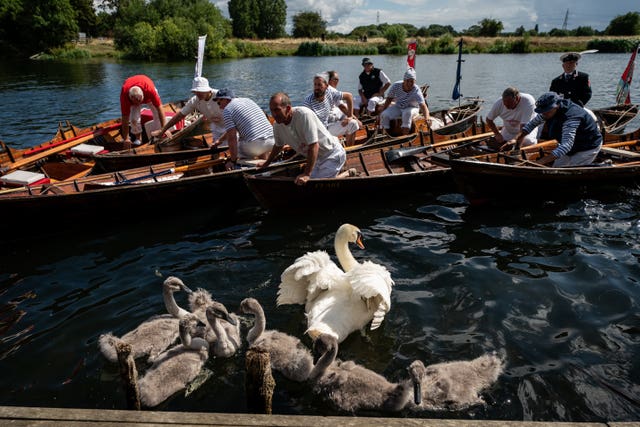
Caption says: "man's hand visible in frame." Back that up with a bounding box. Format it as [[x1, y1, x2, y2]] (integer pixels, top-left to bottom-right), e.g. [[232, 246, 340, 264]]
[[294, 173, 310, 185], [499, 139, 516, 152]]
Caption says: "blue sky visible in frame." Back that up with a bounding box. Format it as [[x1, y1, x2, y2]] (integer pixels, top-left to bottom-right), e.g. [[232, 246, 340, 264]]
[[213, 0, 638, 34]]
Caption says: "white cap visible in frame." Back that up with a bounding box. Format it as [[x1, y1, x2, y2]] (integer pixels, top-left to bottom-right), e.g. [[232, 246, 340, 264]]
[[191, 76, 214, 93]]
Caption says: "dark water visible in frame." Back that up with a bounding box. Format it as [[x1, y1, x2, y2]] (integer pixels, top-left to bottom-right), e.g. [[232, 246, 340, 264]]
[[1, 55, 640, 421]]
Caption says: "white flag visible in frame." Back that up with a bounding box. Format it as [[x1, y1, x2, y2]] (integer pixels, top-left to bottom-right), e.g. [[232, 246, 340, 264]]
[[195, 35, 207, 78]]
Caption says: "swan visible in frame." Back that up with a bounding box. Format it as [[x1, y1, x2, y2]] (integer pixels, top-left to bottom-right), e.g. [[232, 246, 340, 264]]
[[98, 276, 193, 363], [187, 286, 239, 346], [409, 353, 504, 411], [277, 223, 394, 343], [307, 333, 422, 413], [205, 301, 241, 358], [239, 297, 314, 382], [138, 314, 209, 407]]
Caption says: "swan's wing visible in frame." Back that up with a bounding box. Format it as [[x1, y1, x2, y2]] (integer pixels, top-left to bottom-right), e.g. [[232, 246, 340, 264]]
[[346, 261, 394, 330], [277, 251, 344, 306]]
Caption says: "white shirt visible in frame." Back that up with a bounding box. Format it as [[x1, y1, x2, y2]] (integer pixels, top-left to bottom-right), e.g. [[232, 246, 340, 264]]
[[486, 93, 537, 139]]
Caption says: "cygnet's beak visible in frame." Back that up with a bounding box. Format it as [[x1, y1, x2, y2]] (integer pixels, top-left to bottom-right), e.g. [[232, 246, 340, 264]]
[[413, 381, 422, 405]]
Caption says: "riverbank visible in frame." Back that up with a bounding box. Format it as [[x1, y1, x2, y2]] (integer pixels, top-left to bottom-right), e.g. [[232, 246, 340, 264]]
[[71, 35, 639, 59]]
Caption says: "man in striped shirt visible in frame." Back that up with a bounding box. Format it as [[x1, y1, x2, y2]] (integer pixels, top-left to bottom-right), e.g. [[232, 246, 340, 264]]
[[213, 88, 275, 170], [304, 73, 360, 146], [379, 68, 430, 135]]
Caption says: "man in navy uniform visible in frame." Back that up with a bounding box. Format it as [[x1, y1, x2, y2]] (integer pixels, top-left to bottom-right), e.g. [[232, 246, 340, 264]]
[[549, 52, 592, 107]]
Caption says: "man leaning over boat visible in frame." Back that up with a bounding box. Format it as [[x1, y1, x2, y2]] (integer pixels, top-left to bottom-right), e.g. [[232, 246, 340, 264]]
[[258, 92, 346, 185], [513, 92, 602, 167], [152, 76, 225, 142]]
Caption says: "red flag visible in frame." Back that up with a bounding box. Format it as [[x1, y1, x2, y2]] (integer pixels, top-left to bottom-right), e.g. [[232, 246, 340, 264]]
[[407, 41, 417, 69], [616, 45, 638, 105]]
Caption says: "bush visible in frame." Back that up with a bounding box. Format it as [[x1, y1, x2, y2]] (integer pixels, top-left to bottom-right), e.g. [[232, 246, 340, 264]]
[[588, 38, 640, 52]]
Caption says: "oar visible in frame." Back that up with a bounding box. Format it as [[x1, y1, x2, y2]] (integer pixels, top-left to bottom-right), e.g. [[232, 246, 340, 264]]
[[385, 134, 492, 163]]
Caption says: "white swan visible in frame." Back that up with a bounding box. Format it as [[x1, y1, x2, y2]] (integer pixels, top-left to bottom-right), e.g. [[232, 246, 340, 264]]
[[308, 333, 422, 413], [240, 297, 314, 382], [205, 301, 241, 358], [277, 223, 394, 343], [138, 314, 209, 407], [98, 276, 193, 363], [409, 353, 504, 411]]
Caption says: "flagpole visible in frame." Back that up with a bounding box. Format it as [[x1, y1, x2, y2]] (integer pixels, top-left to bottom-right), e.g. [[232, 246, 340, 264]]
[[452, 38, 464, 107]]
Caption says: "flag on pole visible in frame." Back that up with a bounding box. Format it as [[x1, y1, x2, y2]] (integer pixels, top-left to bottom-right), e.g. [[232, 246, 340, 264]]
[[616, 44, 638, 105], [452, 38, 464, 101], [194, 35, 207, 78], [407, 40, 417, 69]]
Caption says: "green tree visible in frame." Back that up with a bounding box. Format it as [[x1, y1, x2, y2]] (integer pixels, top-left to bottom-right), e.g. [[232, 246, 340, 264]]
[[573, 26, 595, 36], [478, 18, 503, 37], [417, 24, 454, 37], [384, 24, 407, 47], [292, 11, 326, 38], [228, 0, 257, 38], [255, 0, 286, 38], [70, 0, 96, 35], [605, 12, 640, 35]]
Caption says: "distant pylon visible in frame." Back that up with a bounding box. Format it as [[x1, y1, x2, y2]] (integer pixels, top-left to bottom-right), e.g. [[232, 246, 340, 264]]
[[377, 11, 380, 25], [562, 9, 569, 30]]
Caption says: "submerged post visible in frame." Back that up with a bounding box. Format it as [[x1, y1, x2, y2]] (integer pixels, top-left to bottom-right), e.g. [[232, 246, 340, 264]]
[[245, 348, 275, 414], [115, 341, 140, 410]]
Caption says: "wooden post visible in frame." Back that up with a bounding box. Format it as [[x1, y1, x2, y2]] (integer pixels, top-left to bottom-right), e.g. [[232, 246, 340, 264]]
[[245, 348, 275, 414], [115, 342, 140, 410]]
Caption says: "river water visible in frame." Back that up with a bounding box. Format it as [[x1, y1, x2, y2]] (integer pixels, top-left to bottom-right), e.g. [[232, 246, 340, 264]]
[[1, 53, 640, 422]]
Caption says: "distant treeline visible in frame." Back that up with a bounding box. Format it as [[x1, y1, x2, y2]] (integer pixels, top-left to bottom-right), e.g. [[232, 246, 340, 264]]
[[1, 0, 638, 60]]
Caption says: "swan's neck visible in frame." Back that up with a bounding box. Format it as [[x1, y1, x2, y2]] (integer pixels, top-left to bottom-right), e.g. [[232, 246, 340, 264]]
[[335, 234, 358, 272], [163, 287, 190, 318], [246, 305, 265, 346], [308, 339, 338, 380], [210, 316, 231, 346]]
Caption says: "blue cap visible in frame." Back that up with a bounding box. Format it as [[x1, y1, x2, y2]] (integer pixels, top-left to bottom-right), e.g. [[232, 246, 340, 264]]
[[535, 92, 560, 113], [215, 88, 235, 100]]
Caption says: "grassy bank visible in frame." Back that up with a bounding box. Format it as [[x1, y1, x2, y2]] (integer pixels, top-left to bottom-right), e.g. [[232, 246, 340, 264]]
[[60, 35, 639, 60]]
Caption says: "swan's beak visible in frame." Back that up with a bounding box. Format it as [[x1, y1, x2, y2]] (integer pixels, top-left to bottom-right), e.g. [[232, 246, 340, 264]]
[[181, 284, 194, 294], [355, 232, 364, 249], [413, 381, 422, 405]]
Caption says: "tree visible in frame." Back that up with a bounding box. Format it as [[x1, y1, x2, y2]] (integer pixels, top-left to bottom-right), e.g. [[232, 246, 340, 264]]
[[0, 0, 78, 56], [70, 0, 97, 35], [292, 11, 326, 38], [255, 0, 286, 38], [605, 12, 640, 35], [384, 24, 407, 47], [418, 24, 455, 37], [573, 26, 594, 36], [228, 0, 257, 38], [477, 18, 503, 37]]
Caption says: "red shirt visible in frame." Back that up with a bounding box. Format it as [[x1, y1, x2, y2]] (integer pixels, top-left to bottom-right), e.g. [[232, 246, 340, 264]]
[[120, 75, 162, 116]]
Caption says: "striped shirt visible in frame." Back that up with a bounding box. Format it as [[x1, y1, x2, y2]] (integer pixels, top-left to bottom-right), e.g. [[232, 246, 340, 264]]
[[223, 98, 273, 141], [386, 81, 425, 109], [304, 86, 344, 126]]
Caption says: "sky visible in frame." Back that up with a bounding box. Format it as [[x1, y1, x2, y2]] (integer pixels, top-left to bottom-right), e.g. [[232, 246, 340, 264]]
[[212, 0, 639, 35]]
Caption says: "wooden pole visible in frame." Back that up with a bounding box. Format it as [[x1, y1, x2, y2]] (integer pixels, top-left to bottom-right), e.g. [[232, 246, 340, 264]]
[[245, 348, 275, 415], [115, 342, 140, 410]]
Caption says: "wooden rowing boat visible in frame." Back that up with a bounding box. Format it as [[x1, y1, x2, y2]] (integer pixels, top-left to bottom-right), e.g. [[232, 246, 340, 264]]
[[367, 100, 483, 138], [592, 104, 639, 134], [243, 132, 494, 210], [0, 151, 303, 236], [431, 99, 484, 136], [433, 139, 640, 205], [0, 100, 191, 181]]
